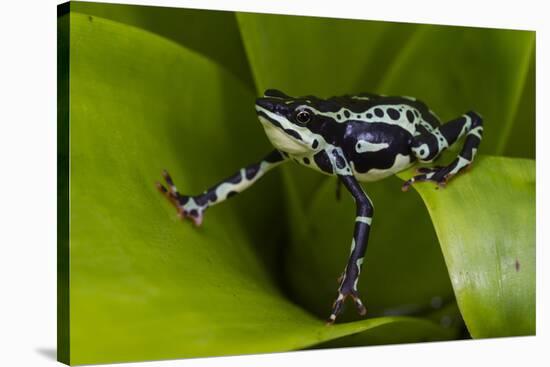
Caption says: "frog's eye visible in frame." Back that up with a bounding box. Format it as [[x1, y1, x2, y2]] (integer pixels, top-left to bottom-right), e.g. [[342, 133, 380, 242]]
[[295, 110, 311, 125]]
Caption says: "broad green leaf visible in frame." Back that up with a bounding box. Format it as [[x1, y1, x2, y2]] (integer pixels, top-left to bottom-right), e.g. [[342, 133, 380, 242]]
[[237, 12, 458, 327], [71, 1, 254, 87], [379, 25, 535, 159], [66, 13, 452, 364], [236, 12, 421, 96], [311, 308, 464, 349], [501, 47, 536, 158], [397, 156, 535, 337]]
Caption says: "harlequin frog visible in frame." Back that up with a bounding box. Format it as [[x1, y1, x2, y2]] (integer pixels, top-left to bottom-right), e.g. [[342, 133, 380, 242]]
[[157, 89, 483, 324]]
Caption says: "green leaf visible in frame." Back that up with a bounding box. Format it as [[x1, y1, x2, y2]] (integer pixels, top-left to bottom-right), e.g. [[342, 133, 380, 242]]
[[378, 25, 535, 159], [397, 156, 536, 337], [311, 312, 462, 349], [500, 46, 536, 158], [71, 1, 255, 87], [236, 13, 422, 96], [66, 13, 452, 364]]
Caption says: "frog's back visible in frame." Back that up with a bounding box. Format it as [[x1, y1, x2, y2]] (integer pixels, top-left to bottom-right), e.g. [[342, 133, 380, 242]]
[[327, 93, 441, 129], [326, 93, 441, 182]]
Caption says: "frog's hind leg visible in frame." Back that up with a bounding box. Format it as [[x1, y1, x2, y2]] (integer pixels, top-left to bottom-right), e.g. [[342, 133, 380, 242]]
[[402, 111, 483, 191], [156, 150, 287, 226], [328, 175, 373, 324]]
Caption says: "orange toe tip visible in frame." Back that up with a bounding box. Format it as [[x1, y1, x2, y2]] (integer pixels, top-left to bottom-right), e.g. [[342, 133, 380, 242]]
[[155, 182, 167, 193]]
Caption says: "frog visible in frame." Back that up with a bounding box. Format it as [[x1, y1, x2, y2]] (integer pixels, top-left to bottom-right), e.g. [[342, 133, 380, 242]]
[[156, 89, 483, 324]]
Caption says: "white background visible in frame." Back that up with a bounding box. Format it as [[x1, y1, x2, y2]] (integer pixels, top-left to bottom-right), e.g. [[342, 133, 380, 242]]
[[0, 0, 547, 366]]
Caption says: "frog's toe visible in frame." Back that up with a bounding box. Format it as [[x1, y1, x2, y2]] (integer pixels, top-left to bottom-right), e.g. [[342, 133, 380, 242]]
[[327, 293, 345, 325], [156, 181, 179, 207], [158, 170, 205, 225], [351, 294, 367, 316], [415, 165, 443, 174], [158, 170, 186, 204], [179, 205, 205, 227], [161, 169, 184, 199], [402, 166, 454, 191], [401, 173, 437, 191], [326, 290, 367, 325], [401, 177, 418, 191]]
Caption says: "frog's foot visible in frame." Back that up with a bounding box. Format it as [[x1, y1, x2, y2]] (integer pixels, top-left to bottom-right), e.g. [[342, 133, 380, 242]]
[[401, 163, 465, 192], [327, 279, 367, 325], [156, 169, 206, 226]]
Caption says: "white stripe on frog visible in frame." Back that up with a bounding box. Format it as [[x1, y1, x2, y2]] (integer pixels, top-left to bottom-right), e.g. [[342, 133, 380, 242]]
[[355, 141, 389, 153]]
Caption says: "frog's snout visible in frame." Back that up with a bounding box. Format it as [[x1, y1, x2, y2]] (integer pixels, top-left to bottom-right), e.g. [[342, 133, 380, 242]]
[[255, 98, 275, 113], [256, 97, 291, 117]]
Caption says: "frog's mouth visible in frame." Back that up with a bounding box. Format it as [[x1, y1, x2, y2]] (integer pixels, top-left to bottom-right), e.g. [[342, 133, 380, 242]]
[[255, 103, 311, 155]]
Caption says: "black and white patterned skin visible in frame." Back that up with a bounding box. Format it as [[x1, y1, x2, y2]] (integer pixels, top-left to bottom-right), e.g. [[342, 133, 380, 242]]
[[157, 89, 483, 324]]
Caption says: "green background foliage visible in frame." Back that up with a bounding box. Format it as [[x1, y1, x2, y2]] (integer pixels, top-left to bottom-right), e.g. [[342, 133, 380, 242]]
[[60, 2, 535, 365]]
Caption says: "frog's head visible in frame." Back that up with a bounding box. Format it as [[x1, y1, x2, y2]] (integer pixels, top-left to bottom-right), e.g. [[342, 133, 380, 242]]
[[255, 89, 322, 155]]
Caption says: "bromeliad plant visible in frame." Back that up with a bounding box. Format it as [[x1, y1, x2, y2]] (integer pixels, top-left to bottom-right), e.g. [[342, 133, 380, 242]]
[[63, 3, 535, 365]]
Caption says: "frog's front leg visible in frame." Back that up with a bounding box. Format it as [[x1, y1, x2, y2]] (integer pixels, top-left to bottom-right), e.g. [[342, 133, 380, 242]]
[[402, 111, 483, 191], [156, 150, 287, 226], [328, 174, 373, 324]]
